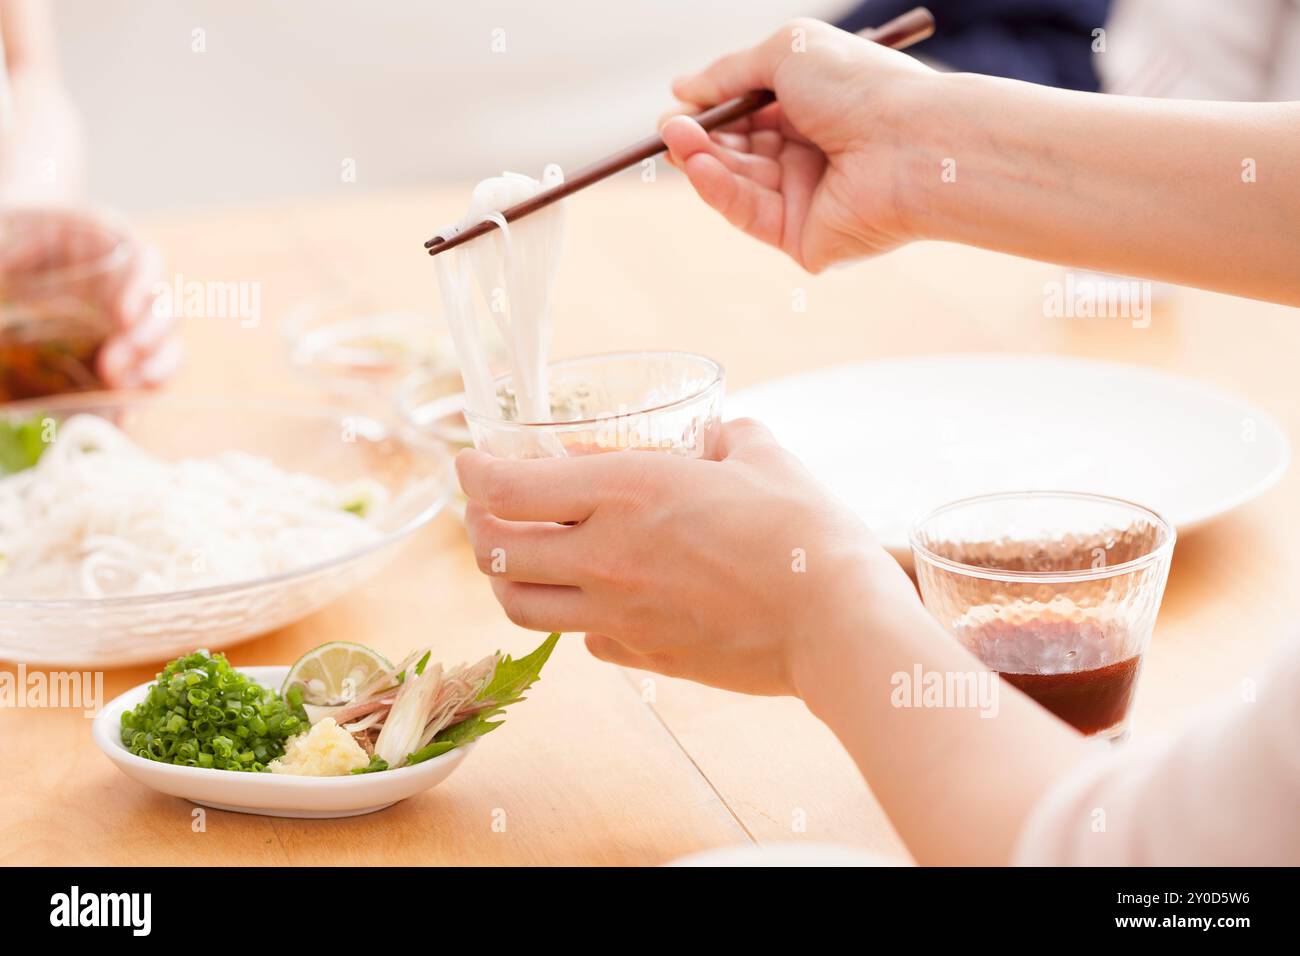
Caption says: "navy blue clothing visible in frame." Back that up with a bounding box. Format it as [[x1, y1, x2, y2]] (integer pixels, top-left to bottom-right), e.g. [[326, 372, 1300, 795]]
[[835, 0, 1111, 92]]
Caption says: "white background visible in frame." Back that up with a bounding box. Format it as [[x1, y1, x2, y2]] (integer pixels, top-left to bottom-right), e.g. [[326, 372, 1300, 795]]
[[53, 0, 843, 213]]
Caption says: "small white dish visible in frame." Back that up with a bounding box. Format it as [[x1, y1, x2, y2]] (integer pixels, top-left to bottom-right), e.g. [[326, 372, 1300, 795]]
[[92, 666, 472, 818]]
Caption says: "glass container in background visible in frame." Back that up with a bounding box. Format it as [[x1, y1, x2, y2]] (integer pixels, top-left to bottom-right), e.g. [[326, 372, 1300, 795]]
[[0, 210, 133, 402], [396, 364, 477, 516], [397, 365, 474, 450], [910, 491, 1175, 740], [280, 298, 456, 400]]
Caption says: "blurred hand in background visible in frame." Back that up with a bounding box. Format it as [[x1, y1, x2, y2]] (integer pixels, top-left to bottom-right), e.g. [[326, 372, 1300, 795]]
[[0, 1, 178, 393], [0, 0, 83, 202], [0, 207, 181, 394]]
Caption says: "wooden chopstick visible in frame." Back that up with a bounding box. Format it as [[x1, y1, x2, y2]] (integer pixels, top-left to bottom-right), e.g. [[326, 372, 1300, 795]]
[[424, 7, 935, 256]]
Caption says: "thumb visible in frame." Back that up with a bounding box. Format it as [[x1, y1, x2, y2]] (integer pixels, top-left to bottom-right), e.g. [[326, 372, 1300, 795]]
[[718, 416, 778, 458], [670, 20, 819, 107]]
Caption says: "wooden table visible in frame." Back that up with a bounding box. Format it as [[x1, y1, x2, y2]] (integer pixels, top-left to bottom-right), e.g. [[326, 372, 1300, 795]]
[[3, 176, 1297, 865]]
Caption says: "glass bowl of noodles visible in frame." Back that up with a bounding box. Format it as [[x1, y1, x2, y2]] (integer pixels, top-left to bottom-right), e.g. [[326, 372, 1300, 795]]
[[461, 350, 725, 459], [0, 393, 452, 667]]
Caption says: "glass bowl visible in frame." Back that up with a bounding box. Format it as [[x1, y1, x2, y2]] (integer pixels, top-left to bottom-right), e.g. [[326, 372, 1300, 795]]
[[463, 350, 725, 459], [280, 300, 455, 392], [0, 393, 452, 667]]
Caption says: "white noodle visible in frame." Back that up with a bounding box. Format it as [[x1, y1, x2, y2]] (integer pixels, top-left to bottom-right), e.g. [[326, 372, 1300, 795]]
[[434, 166, 566, 456], [0, 414, 386, 599]]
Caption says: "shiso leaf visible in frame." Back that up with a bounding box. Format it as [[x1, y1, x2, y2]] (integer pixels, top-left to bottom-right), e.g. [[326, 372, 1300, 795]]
[[404, 632, 560, 766]]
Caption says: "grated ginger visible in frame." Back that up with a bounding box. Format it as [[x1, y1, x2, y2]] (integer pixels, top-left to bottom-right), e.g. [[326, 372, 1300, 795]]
[[268, 717, 369, 776]]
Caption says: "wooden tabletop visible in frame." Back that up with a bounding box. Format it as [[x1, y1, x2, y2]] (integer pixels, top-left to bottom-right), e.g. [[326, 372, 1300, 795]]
[[3, 175, 1297, 865]]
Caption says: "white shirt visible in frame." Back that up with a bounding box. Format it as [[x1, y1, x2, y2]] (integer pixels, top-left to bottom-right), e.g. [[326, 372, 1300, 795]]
[[1014, 638, 1300, 865], [1100, 0, 1300, 100]]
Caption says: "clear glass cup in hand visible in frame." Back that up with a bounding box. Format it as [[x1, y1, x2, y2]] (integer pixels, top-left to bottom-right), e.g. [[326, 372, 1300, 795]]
[[464, 350, 724, 460]]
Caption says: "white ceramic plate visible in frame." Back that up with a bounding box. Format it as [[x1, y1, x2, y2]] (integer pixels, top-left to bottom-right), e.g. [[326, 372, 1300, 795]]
[[92, 666, 472, 818], [727, 355, 1290, 558]]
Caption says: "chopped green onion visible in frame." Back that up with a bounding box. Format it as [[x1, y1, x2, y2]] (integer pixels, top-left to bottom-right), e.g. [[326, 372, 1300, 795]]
[[119, 650, 307, 773]]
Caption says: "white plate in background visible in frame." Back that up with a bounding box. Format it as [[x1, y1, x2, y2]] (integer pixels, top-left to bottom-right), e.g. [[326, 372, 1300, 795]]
[[726, 355, 1290, 558]]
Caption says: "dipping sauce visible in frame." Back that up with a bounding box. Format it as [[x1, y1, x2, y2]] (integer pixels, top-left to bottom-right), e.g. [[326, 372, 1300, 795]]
[[999, 657, 1141, 735], [0, 314, 107, 401], [961, 617, 1143, 737], [2, 210, 127, 401]]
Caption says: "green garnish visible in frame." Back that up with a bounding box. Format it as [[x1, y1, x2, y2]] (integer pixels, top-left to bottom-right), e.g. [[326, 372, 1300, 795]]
[[405, 632, 559, 766], [0, 414, 52, 475], [120, 650, 308, 772], [338, 485, 377, 518], [413, 650, 432, 677], [120, 635, 559, 776], [351, 754, 389, 775]]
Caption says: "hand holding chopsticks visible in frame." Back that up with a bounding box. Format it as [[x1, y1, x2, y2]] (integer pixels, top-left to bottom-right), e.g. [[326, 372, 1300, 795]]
[[424, 7, 935, 256]]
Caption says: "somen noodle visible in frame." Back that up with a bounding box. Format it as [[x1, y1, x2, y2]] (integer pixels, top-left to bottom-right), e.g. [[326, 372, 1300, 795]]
[[0, 414, 386, 599], [433, 167, 566, 456]]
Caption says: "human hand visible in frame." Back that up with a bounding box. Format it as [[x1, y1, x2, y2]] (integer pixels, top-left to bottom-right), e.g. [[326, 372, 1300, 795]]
[[0, 72, 85, 204], [660, 18, 936, 272], [0, 207, 181, 389], [456, 418, 921, 697]]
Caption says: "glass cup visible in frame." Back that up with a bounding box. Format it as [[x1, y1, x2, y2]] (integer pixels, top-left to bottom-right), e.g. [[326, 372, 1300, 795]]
[[910, 491, 1175, 740], [463, 350, 725, 459], [0, 210, 134, 402]]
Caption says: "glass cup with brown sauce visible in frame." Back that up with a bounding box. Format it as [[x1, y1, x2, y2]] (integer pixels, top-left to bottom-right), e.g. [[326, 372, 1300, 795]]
[[911, 491, 1175, 740], [1, 209, 135, 402]]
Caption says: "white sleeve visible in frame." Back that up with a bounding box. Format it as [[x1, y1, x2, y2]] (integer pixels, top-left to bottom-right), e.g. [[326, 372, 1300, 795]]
[[1012, 638, 1300, 866], [1098, 0, 1289, 100]]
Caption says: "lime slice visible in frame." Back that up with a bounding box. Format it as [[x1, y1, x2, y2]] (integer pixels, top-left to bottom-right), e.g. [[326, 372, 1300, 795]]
[[282, 642, 394, 706]]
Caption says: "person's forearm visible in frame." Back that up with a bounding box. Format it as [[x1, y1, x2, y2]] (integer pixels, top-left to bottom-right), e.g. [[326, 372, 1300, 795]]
[[0, 1, 81, 201], [2, 0, 62, 78], [899, 72, 1300, 305], [793, 557, 1091, 865]]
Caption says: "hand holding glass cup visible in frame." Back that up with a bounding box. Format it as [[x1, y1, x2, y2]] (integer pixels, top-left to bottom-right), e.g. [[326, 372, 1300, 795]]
[[0, 207, 176, 400], [462, 350, 725, 460]]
